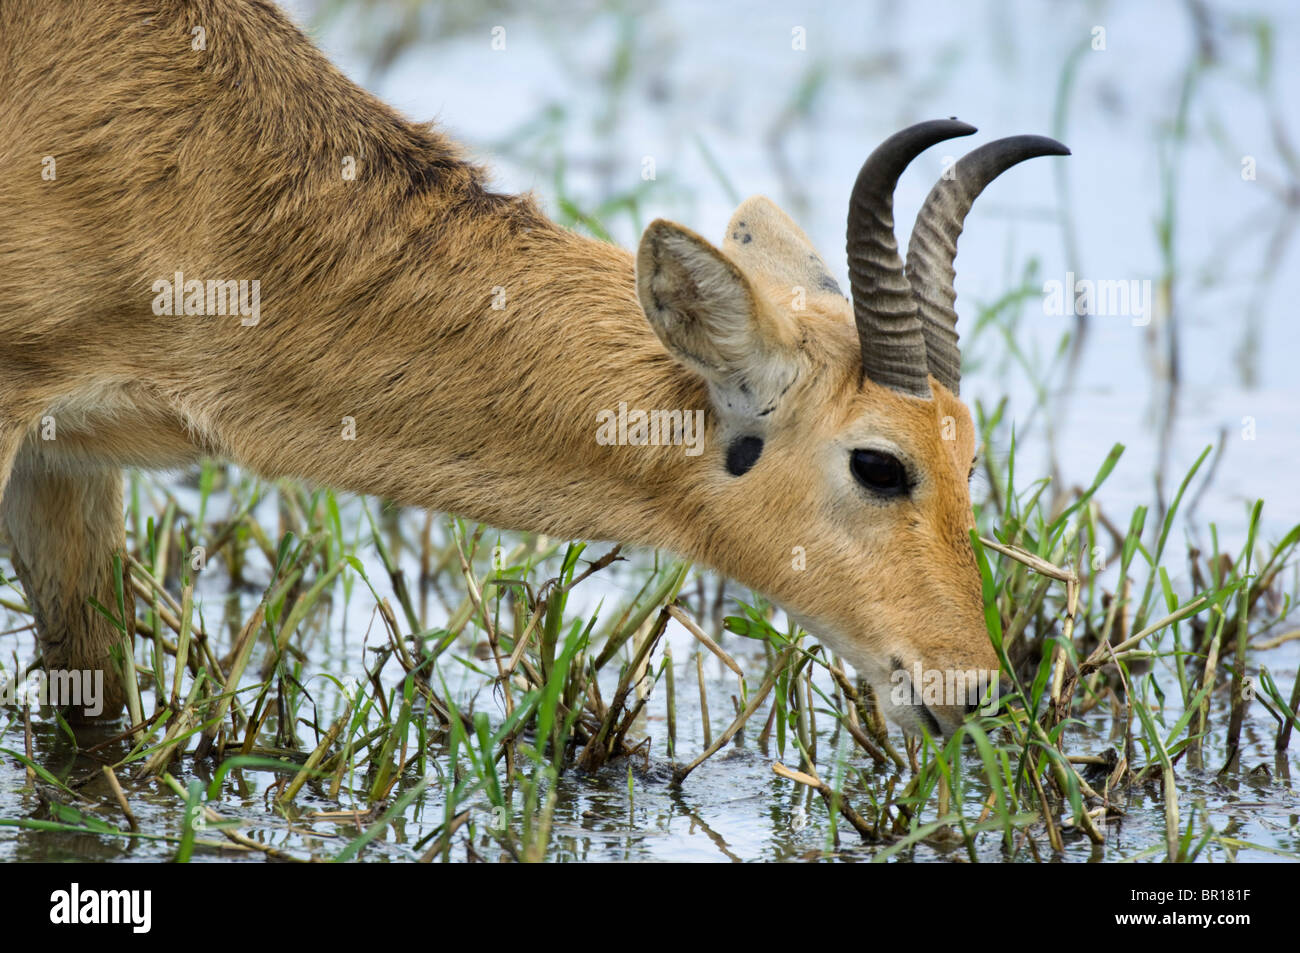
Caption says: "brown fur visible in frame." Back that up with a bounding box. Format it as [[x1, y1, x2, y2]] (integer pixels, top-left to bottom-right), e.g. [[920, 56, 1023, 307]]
[[0, 0, 998, 732]]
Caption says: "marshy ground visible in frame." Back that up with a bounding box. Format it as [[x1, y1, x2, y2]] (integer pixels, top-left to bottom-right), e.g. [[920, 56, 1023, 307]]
[[1, 456, 1297, 862]]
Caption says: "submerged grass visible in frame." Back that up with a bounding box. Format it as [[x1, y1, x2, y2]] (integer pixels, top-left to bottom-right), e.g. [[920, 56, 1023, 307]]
[[0, 430, 1296, 861]]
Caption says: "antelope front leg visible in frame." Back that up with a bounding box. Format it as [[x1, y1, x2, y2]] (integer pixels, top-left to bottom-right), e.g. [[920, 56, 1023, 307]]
[[1, 442, 130, 722]]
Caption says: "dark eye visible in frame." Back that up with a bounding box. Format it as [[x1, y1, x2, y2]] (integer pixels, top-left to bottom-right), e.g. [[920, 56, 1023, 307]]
[[850, 449, 909, 497]]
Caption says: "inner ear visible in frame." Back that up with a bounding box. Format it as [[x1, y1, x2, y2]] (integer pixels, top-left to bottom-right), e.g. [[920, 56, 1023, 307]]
[[636, 220, 760, 381], [725, 436, 764, 476], [637, 219, 804, 435]]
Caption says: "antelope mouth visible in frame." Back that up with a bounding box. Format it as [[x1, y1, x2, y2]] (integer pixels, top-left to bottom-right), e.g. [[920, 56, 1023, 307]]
[[885, 655, 1006, 738], [915, 702, 943, 737]]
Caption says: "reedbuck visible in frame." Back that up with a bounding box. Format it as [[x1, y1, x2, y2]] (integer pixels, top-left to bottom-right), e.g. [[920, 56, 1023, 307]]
[[0, 0, 1067, 735]]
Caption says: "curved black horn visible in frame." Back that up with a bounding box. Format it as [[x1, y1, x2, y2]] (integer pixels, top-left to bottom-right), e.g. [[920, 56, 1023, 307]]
[[847, 119, 976, 397], [905, 134, 1070, 394]]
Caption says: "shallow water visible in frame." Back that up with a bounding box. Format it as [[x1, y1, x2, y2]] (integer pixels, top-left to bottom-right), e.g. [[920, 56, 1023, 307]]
[[4, 652, 1297, 862], [2, 518, 1297, 862]]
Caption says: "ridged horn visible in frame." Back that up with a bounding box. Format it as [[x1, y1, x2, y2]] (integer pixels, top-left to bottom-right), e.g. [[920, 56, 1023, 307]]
[[905, 134, 1071, 394], [847, 119, 976, 397]]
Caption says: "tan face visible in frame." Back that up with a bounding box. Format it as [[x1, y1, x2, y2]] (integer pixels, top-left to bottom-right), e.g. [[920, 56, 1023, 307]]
[[637, 196, 1001, 738], [784, 376, 999, 737]]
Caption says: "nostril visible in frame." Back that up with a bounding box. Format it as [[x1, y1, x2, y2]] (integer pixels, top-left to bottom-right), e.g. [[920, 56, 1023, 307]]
[[964, 674, 1017, 716]]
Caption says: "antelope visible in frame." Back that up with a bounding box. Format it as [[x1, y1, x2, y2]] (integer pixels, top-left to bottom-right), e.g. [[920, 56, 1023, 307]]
[[0, 0, 1067, 735]]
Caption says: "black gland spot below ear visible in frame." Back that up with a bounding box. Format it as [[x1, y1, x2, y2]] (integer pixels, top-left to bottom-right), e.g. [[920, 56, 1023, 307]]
[[726, 436, 764, 476]]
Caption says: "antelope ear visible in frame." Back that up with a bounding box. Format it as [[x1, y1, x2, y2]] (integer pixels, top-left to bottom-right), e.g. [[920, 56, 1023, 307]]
[[636, 219, 799, 422], [722, 196, 846, 302]]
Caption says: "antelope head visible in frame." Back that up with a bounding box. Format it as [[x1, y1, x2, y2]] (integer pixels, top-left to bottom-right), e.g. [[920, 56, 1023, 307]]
[[635, 120, 1068, 737]]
